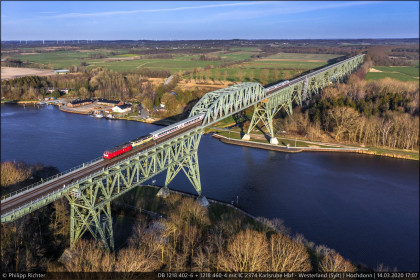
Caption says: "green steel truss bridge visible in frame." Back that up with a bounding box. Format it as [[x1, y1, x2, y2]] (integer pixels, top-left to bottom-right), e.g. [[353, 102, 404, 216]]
[[1, 54, 364, 250]]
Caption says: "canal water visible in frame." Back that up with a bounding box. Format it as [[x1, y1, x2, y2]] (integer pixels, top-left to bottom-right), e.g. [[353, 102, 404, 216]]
[[1, 104, 419, 271]]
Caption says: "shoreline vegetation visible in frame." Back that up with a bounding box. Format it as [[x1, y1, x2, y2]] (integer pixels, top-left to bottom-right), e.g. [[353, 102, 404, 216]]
[[2, 42, 418, 158], [2, 100, 418, 160], [2, 161, 389, 273], [212, 131, 419, 161]]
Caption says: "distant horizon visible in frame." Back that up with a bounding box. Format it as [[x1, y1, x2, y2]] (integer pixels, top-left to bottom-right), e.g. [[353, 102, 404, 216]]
[[2, 1, 418, 40], [2, 38, 419, 42]]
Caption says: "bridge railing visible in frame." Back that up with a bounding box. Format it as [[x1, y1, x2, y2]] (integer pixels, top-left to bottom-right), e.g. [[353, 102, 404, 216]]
[[1, 163, 114, 220], [1, 128, 205, 221], [1, 156, 103, 201]]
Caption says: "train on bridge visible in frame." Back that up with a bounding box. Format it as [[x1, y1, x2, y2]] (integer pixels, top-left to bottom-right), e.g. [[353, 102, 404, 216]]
[[265, 80, 289, 93], [103, 113, 205, 159]]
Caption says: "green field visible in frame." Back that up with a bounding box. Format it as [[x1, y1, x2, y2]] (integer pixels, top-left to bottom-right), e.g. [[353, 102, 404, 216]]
[[189, 67, 301, 84], [366, 66, 419, 81], [115, 53, 140, 57], [10, 50, 107, 69], [188, 53, 331, 84], [88, 57, 225, 73], [219, 50, 260, 61], [263, 53, 340, 60], [7, 49, 338, 81], [241, 60, 326, 70]]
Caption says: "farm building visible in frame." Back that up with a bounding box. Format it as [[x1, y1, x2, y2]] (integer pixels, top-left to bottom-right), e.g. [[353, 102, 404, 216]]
[[60, 88, 72, 94], [46, 87, 57, 94], [67, 99, 93, 108], [97, 98, 124, 106], [112, 104, 132, 113], [54, 69, 69, 75]]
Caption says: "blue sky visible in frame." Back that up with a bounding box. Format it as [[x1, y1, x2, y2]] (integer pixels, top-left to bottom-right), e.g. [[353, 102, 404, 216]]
[[1, 1, 419, 40]]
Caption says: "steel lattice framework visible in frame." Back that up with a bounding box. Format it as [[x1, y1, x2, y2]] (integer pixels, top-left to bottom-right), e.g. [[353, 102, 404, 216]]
[[244, 54, 365, 143], [190, 55, 364, 144], [189, 82, 266, 126], [1, 54, 364, 250], [2, 128, 204, 250], [66, 128, 204, 250]]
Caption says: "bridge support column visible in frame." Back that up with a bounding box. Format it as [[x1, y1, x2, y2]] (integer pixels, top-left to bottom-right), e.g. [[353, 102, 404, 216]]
[[156, 186, 170, 198], [242, 133, 250, 141], [66, 186, 114, 251], [245, 100, 285, 144], [161, 131, 208, 206]]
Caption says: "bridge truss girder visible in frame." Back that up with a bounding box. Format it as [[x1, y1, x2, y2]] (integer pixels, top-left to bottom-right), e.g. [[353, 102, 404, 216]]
[[189, 82, 266, 127], [65, 128, 204, 249], [2, 128, 204, 250], [246, 55, 364, 141], [1, 54, 366, 250]]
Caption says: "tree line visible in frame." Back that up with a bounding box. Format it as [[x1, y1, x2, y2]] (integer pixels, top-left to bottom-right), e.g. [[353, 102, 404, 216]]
[[273, 63, 419, 150]]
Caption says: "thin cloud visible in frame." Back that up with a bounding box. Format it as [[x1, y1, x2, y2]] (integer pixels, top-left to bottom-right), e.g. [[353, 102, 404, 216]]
[[50, 2, 271, 19], [186, 1, 384, 23]]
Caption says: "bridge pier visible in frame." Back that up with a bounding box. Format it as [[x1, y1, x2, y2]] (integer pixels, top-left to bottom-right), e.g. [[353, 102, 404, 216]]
[[163, 150, 203, 196], [66, 189, 114, 251], [159, 130, 209, 207], [245, 98, 289, 144], [156, 186, 170, 198], [196, 195, 209, 207]]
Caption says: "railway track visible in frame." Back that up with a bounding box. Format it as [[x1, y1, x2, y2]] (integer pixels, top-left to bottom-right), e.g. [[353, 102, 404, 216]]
[[1, 55, 363, 219], [1, 122, 201, 217], [265, 55, 363, 95]]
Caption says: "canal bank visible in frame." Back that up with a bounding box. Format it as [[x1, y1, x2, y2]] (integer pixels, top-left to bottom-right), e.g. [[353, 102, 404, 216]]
[[212, 132, 418, 160], [1, 104, 418, 271]]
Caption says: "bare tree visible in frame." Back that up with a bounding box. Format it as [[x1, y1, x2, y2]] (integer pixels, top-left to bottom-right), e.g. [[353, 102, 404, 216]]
[[327, 107, 359, 141], [218, 229, 269, 272], [318, 248, 356, 272], [268, 233, 312, 272]]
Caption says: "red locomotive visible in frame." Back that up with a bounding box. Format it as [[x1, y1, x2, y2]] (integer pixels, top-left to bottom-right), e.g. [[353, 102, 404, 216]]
[[102, 113, 205, 160], [103, 143, 132, 159]]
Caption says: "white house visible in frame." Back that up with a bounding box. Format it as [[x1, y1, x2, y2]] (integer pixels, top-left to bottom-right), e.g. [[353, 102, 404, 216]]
[[112, 104, 132, 113]]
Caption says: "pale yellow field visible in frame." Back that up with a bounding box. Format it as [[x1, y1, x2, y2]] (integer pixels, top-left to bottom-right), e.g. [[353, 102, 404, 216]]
[[1, 67, 57, 80]]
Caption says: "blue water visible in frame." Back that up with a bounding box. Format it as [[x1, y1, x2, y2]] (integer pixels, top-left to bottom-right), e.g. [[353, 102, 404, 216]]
[[1, 104, 419, 271]]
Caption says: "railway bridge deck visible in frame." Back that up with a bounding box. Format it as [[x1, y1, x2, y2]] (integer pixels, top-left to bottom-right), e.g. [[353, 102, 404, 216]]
[[1, 54, 365, 250]]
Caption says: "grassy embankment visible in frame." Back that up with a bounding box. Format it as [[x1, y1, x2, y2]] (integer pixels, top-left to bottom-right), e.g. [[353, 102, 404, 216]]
[[213, 129, 419, 160]]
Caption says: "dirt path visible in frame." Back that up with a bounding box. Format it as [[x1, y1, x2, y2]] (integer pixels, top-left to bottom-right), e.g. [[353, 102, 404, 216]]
[[136, 62, 150, 68]]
